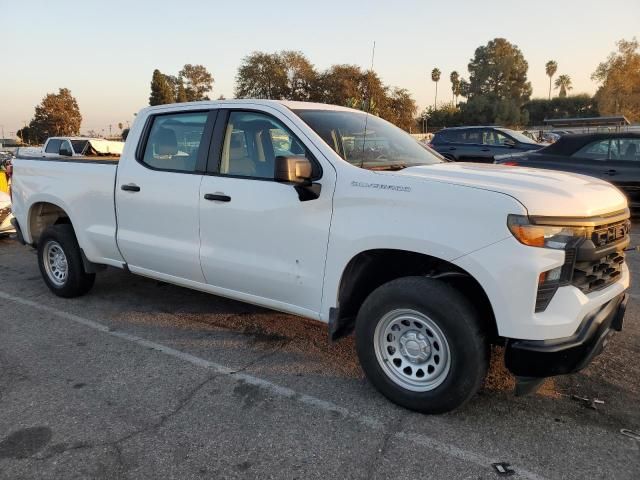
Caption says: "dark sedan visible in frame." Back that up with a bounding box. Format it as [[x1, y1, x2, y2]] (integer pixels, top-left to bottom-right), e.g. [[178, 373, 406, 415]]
[[430, 126, 545, 163], [495, 132, 640, 211]]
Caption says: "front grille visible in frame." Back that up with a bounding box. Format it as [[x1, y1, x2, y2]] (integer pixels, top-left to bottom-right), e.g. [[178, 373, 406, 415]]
[[0, 205, 10, 224], [569, 217, 629, 294], [572, 251, 625, 293], [591, 219, 630, 248]]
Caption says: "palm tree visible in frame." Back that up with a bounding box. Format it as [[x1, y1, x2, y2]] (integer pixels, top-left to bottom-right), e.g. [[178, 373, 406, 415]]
[[449, 71, 460, 106], [431, 68, 441, 108], [545, 60, 558, 100], [554, 74, 573, 98]]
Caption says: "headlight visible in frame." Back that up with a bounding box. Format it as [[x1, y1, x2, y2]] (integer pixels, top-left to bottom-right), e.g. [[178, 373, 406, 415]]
[[507, 215, 588, 249]]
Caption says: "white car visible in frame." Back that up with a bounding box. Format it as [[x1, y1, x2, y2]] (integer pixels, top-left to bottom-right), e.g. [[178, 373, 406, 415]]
[[0, 191, 15, 235], [10, 100, 630, 413]]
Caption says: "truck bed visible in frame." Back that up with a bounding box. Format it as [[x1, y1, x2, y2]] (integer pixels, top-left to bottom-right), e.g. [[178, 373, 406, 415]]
[[10, 156, 124, 267]]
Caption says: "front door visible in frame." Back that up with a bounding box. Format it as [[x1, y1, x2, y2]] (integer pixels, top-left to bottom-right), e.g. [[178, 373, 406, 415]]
[[115, 110, 214, 282], [198, 108, 335, 316]]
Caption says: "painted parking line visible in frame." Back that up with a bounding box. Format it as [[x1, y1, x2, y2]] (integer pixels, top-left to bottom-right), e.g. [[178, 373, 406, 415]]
[[0, 289, 547, 480]]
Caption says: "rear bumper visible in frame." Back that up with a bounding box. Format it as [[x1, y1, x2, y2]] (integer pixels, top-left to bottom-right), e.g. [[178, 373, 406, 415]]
[[505, 292, 627, 378]]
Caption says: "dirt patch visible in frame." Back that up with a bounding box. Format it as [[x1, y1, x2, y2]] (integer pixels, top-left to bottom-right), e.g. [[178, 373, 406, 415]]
[[483, 346, 561, 398]]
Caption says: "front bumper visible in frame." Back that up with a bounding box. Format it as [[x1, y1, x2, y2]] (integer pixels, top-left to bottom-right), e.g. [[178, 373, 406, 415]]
[[505, 292, 627, 378]]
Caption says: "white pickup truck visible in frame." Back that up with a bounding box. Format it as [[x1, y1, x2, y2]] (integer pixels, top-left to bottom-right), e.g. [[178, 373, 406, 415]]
[[10, 100, 630, 413], [36, 137, 124, 158]]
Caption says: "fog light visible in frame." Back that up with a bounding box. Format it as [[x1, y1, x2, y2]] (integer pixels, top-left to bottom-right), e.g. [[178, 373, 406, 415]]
[[536, 266, 566, 312]]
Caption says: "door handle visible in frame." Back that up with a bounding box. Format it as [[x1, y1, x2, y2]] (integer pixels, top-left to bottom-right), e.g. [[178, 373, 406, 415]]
[[121, 183, 140, 192], [204, 193, 231, 202], [448, 147, 457, 151], [481, 148, 491, 152], [605, 169, 618, 176]]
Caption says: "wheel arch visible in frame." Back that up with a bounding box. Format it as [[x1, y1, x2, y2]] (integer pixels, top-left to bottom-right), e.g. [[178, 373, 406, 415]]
[[329, 249, 498, 342], [27, 200, 74, 246]]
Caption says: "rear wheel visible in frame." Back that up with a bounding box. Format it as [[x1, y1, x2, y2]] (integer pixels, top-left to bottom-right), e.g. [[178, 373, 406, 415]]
[[355, 276, 488, 413], [37, 224, 95, 297]]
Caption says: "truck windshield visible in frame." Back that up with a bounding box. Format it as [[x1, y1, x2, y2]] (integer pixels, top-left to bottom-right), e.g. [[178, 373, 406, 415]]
[[293, 109, 443, 170]]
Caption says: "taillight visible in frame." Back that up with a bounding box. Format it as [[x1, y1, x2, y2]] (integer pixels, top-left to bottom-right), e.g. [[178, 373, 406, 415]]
[[503, 161, 519, 166]]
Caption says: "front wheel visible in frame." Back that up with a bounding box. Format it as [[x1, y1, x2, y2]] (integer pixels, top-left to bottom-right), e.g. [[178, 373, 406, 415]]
[[37, 224, 95, 298], [355, 276, 488, 413]]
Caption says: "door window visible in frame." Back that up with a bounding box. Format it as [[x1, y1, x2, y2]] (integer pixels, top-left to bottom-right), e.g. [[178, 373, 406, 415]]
[[141, 112, 208, 172], [610, 138, 640, 161], [45, 139, 62, 153], [59, 140, 72, 155], [573, 140, 610, 161], [219, 111, 309, 179], [461, 130, 482, 144], [483, 130, 511, 146]]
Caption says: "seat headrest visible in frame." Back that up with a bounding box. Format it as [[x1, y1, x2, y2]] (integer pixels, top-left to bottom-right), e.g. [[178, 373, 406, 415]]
[[156, 128, 178, 156]]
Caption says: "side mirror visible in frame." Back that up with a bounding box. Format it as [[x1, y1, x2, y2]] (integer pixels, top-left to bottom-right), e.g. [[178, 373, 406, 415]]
[[275, 156, 312, 184], [504, 139, 516, 148], [59, 145, 73, 157]]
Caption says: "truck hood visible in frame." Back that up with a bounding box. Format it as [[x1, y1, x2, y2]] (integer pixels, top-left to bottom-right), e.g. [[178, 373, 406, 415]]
[[399, 162, 627, 217]]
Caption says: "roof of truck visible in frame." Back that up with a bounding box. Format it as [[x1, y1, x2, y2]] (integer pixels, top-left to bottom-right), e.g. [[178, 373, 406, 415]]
[[140, 99, 359, 116]]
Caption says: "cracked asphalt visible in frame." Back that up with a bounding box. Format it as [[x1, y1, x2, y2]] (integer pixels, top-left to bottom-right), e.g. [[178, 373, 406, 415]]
[[0, 230, 639, 479]]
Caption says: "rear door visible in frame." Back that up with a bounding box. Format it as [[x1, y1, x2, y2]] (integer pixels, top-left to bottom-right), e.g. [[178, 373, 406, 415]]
[[457, 128, 493, 162], [605, 138, 640, 208], [115, 110, 215, 282], [198, 107, 336, 316], [523, 139, 613, 179]]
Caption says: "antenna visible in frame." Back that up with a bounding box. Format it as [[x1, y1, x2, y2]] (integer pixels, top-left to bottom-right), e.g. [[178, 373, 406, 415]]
[[360, 41, 376, 167]]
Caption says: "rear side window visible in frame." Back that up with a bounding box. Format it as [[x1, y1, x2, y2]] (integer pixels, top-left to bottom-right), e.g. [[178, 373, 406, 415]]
[[141, 112, 208, 172], [45, 139, 62, 153]]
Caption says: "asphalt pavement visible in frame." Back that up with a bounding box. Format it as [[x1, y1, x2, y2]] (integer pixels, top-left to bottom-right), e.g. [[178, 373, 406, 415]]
[[0, 232, 639, 479]]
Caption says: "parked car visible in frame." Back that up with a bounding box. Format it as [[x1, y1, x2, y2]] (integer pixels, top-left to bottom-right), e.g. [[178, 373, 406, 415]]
[[430, 126, 545, 162], [0, 191, 15, 235], [11, 100, 630, 413], [495, 132, 640, 212], [39, 137, 124, 158]]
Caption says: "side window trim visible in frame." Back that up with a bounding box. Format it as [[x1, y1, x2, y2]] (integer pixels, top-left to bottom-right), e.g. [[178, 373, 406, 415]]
[[205, 108, 322, 181], [135, 109, 217, 174]]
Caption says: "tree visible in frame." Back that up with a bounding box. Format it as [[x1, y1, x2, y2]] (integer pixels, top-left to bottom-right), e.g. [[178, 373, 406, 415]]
[[117, 122, 123, 131], [235, 52, 288, 99], [545, 60, 558, 100], [449, 71, 461, 106], [279, 51, 318, 101], [149, 69, 175, 105], [431, 68, 441, 108], [462, 38, 532, 126], [179, 64, 214, 101], [176, 82, 188, 103], [418, 103, 463, 130], [592, 38, 640, 121], [24, 88, 82, 143], [385, 87, 418, 131], [554, 74, 572, 98], [523, 94, 598, 125]]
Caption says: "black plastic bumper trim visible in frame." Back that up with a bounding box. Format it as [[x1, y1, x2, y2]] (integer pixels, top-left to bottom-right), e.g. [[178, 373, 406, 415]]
[[10, 217, 26, 245], [505, 292, 627, 378]]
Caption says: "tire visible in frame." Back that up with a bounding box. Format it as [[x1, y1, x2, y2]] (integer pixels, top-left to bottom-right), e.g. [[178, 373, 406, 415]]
[[355, 276, 488, 413], [37, 224, 95, 298]]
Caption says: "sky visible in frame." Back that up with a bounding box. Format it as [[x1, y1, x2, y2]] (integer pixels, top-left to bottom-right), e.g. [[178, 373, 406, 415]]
[[1, 0, 639, 136]]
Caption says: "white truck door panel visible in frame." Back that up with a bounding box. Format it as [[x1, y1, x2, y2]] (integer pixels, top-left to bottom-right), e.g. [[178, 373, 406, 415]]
[[199, 108, 335, 315], [115, 111, 214, 282]]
